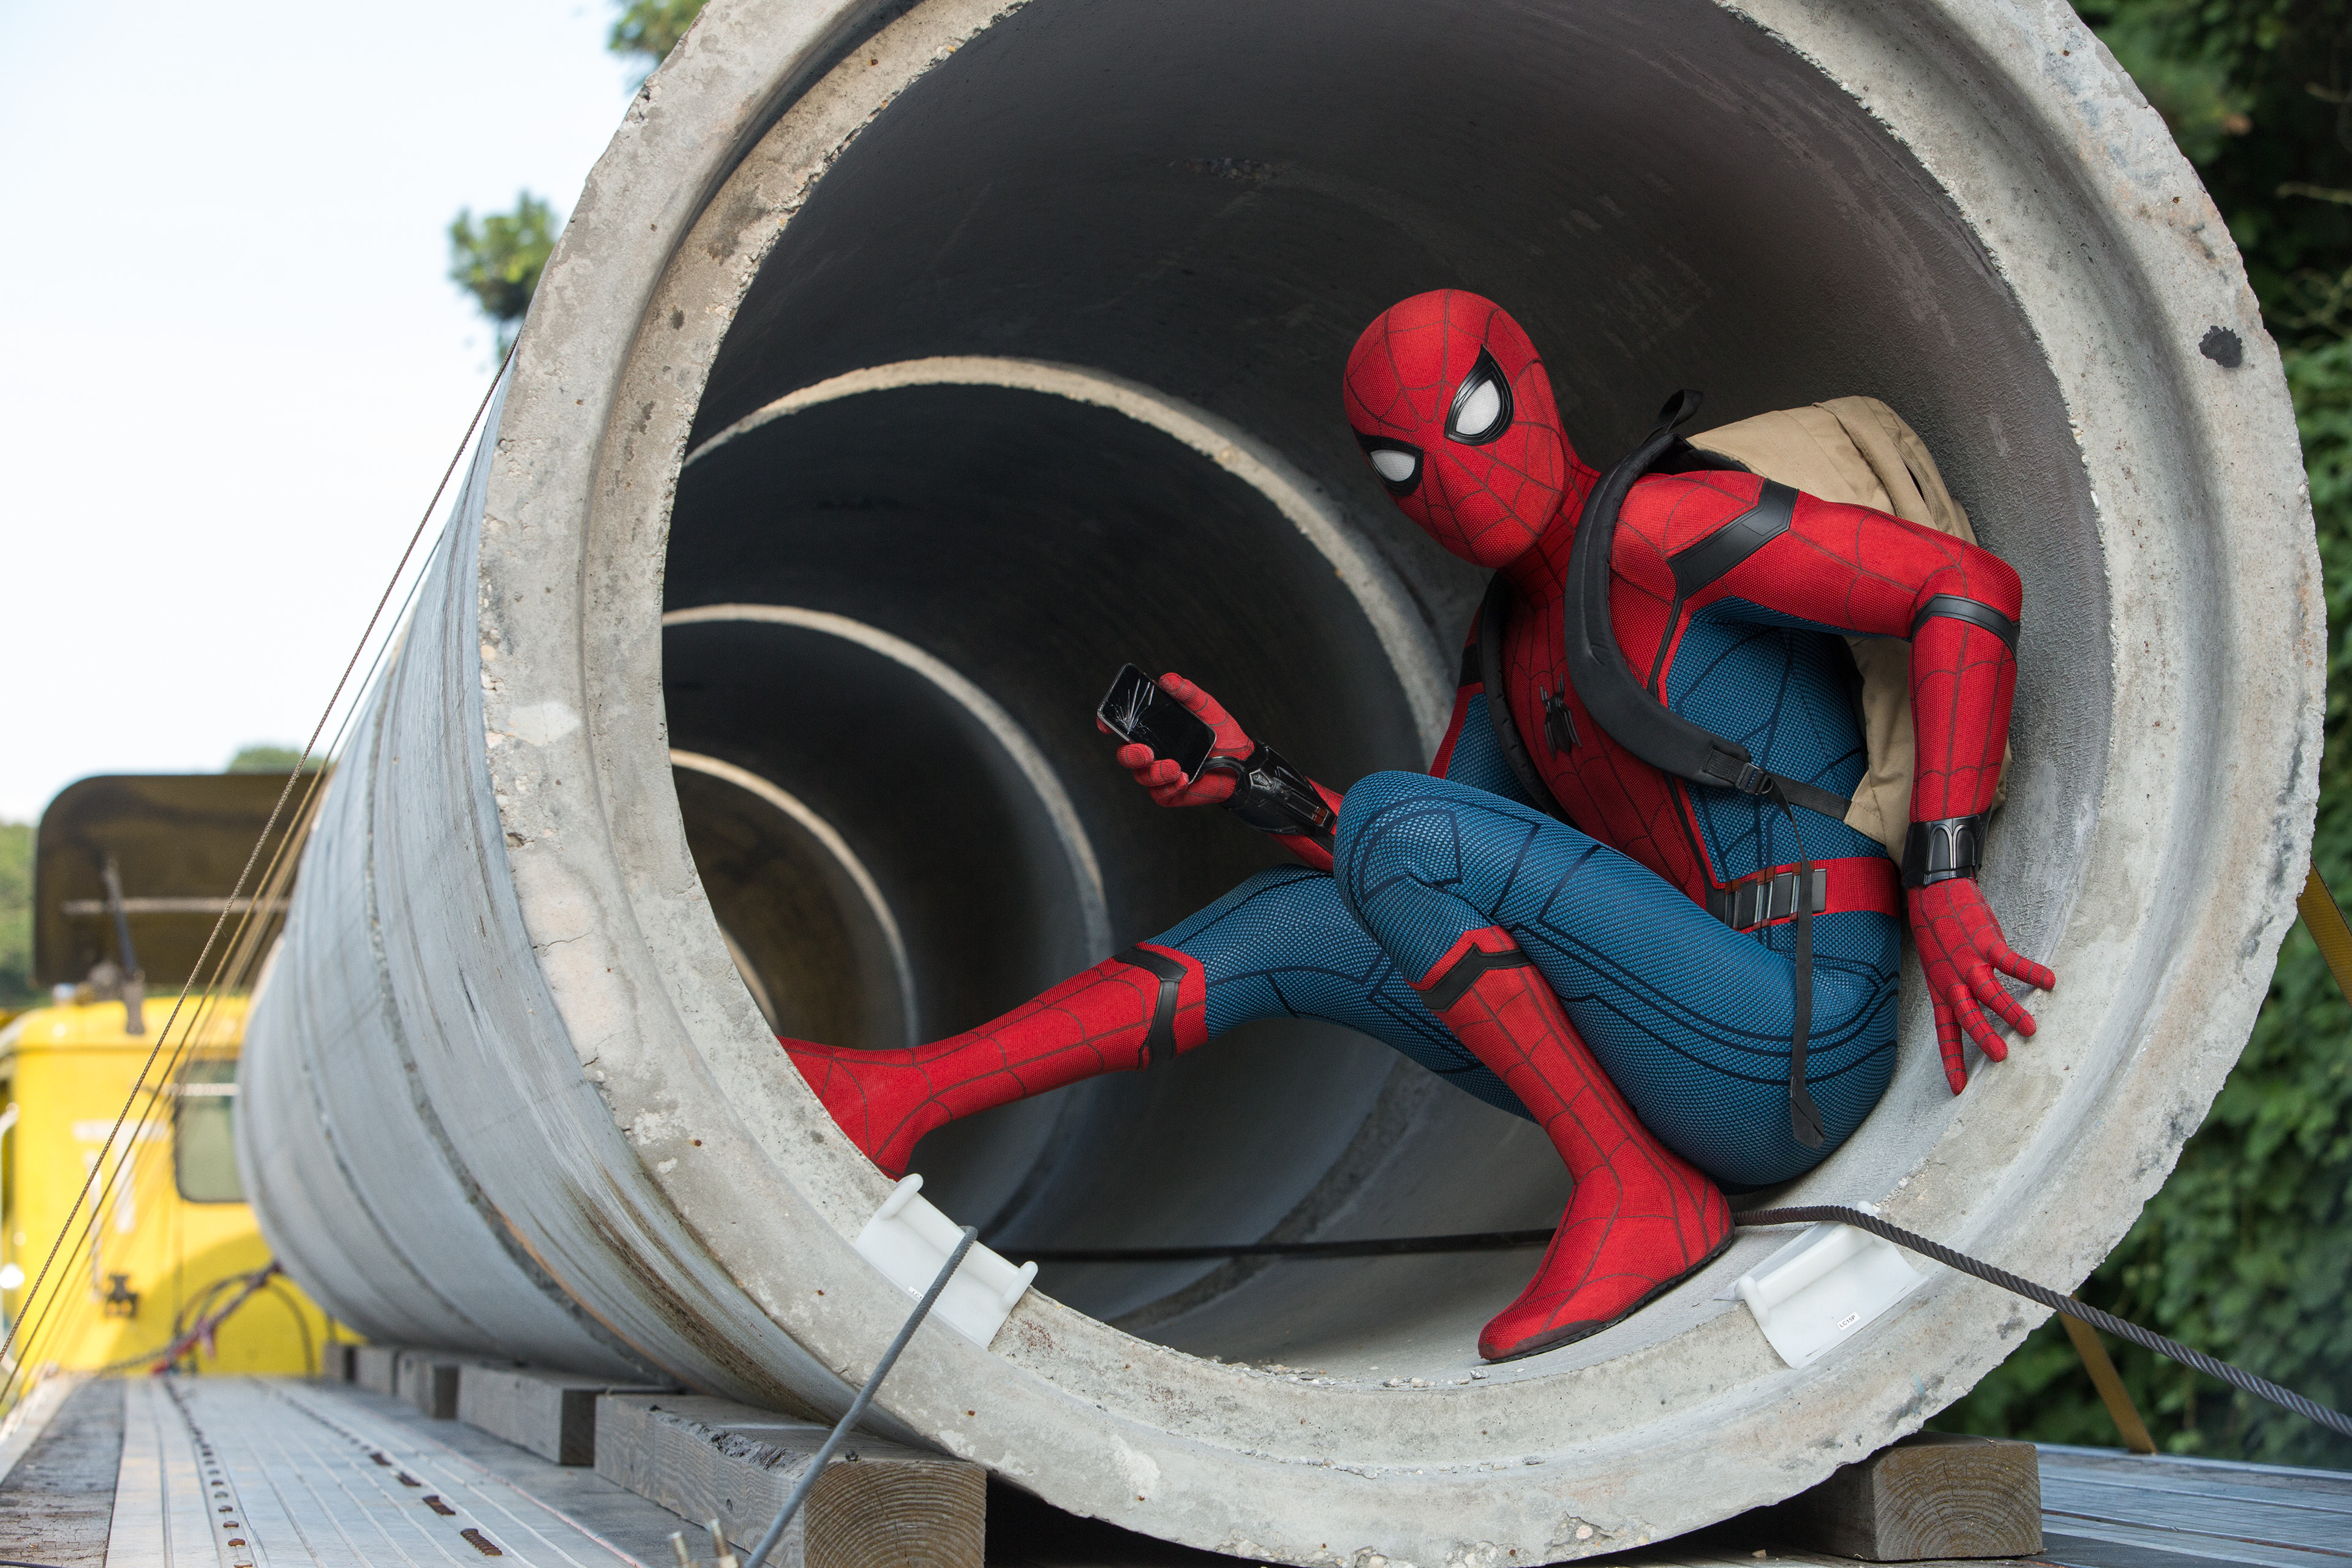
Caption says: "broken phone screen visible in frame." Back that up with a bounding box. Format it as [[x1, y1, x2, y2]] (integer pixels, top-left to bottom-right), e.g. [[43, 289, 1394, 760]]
[[1097, 664, 1218, 785]]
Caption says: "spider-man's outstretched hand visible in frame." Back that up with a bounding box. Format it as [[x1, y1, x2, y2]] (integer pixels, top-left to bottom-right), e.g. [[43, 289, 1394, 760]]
[[1098, 671, 1254, 807], [1906, 880, 2057, 1094]]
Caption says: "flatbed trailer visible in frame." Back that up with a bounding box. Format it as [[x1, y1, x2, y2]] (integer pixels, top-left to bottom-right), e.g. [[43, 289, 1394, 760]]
[[0, 1373, 2341, 1568]]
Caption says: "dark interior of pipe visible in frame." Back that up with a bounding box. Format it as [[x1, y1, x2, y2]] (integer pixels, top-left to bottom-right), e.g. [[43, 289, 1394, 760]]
[[671, 757, 908, 1048], [658, 0, 2106, 1370]]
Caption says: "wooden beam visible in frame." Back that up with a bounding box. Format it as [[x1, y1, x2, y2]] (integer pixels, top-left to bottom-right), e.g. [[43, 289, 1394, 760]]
[[2059, 1310, 2159, 1455], [394, 1351, 466, 1419], [596, 1393, 983, 1568], [353, 1344, 405, 1396], [1763, 1431, 2041, 1562], [2297, 867, 2352, 1004], [457, 1365, 674, 1466]]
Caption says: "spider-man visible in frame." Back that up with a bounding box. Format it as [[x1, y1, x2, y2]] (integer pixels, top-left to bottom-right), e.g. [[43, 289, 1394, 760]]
[[783, 290, 2056, 1362]]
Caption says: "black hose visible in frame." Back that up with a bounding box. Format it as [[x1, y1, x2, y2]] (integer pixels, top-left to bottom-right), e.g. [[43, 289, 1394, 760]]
[[260, 1278, 317, 1377], [168, 1275, 239, 1343], [1020, 1229, 1553, 1263]]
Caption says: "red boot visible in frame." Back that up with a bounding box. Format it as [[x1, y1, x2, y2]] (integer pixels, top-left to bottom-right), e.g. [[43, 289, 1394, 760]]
[[1415, 927, 1734, 1361], [782, 945, 1205, 1177]]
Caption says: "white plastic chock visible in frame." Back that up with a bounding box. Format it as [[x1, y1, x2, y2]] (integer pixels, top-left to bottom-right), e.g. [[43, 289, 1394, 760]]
[[1734, 1205, 1925, 1369], [853, 1174, 1039, 1348]]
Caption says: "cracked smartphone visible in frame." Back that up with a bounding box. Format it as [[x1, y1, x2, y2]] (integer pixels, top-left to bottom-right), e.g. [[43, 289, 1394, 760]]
[[1097, 664, 1218, 785]]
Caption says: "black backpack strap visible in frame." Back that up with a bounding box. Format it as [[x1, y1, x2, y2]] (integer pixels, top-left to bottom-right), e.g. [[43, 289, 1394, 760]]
[[1562, 390, 1852, 826], [1475, 576, 1570, 823], [1561, 389, 1840, 1147]]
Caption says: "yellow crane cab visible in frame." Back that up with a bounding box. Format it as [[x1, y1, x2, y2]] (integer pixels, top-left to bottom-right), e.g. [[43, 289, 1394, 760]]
[[1, 774, 335, 1379]]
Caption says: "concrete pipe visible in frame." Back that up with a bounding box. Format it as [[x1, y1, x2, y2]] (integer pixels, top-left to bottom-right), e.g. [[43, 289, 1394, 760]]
[[239, 0, 2321, 1561]]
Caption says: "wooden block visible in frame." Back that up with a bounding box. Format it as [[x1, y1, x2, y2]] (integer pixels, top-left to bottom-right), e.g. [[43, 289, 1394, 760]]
[[394, 1351, 470, 1419], [1769, 1431, 2041, 1561], [595, 1393, 984, 1568], [353, 1345, 404, 1396], [458, 1365, 673, 1465]]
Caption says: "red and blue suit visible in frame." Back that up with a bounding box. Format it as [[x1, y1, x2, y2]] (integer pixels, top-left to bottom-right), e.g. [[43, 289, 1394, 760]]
[[782, 290, 2055, 1362]]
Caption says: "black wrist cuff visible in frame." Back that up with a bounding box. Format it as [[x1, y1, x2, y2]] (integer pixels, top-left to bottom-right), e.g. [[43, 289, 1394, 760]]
[[1902, 814, 1988, 888], [1208, 744, 1335, 843]]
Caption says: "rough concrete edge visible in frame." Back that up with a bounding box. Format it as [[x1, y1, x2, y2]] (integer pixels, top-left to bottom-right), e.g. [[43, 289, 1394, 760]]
[[1725, 0, 2323, 1444], [483, 0, 1043, 1430], [682, 354, 1453, 751]]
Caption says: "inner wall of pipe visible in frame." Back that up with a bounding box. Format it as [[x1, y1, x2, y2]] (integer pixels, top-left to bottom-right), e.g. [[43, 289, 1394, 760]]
[[661, 0, 2104, 1365], [663, 387, 1518, 1324]]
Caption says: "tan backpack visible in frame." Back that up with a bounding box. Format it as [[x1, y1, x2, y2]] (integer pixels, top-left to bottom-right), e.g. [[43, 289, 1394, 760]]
[[1687, 397, 2011, 857]]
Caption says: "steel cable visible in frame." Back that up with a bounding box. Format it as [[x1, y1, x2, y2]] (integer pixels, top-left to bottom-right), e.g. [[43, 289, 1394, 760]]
[[0, 340, 514, 1410], [0, 775, 327, 1397], [1737, 1205, 2352, 1439], [1015, 1207, 2352, 1440], [741, 1227, 978, 1568]]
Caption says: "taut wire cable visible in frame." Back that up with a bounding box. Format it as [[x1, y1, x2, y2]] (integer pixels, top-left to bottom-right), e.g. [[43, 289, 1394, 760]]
[[1017, 1202, 2352, 1440], [741, 1228, 979, 1568], [0, 338, 516, 1411]]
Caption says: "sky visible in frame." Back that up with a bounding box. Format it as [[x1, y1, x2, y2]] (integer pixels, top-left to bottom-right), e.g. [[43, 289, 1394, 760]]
[[0, 1, 644, 822]]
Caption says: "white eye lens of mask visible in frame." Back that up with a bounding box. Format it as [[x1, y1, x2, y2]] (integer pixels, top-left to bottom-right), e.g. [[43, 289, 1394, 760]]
[[1369, 448, 1418, 483], [1453, 378, 1503, 438]]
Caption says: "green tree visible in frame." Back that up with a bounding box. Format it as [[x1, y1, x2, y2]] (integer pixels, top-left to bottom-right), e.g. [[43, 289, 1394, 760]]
[[2074, 0, 2352, 334], [445, 3, 709, 350], [1934, 0, 2352, 1470], [609, 0, 707, 78], [449, 191, 560, 358], [225, 745, 321, 775], [0, 821, 31, 1012]]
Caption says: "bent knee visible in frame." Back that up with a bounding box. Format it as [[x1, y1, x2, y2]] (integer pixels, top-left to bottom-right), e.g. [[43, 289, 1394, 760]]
[[1150, 865, 1340, 954], [1332, 771, 1482, 911], [1335, 769, 1442, 831]]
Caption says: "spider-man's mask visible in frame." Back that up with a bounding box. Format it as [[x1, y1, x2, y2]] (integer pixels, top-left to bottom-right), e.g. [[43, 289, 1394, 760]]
[[1343, 290, 1571, 568]]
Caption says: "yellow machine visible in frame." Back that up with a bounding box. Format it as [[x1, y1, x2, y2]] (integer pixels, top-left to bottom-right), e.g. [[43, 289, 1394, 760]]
[[0, 994, 330, 1374], [1, 774, 337, 1381]]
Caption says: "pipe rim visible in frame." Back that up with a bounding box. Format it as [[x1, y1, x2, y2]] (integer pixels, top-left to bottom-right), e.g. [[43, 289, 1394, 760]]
[[458, 0, 2321, 1558]]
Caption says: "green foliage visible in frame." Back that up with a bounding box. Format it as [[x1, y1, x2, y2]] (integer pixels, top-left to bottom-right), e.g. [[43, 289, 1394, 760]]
[[443, 4, 708, 349], [2073, 1, 2352, 340], [0, 820, 31, 1011], [225, 745, 320, 775], [609, 0, 706, 77], [2079, 0, 2257, 162], [449, 192, 559, 357], [1935, 1, 2352, 1468], [1937, 491, 2352, 1465]]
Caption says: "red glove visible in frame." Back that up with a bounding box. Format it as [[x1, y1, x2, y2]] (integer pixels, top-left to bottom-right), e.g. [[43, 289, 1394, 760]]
[[1098, 672, 1253, 807], [1905, 880, 2056, 1094]]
